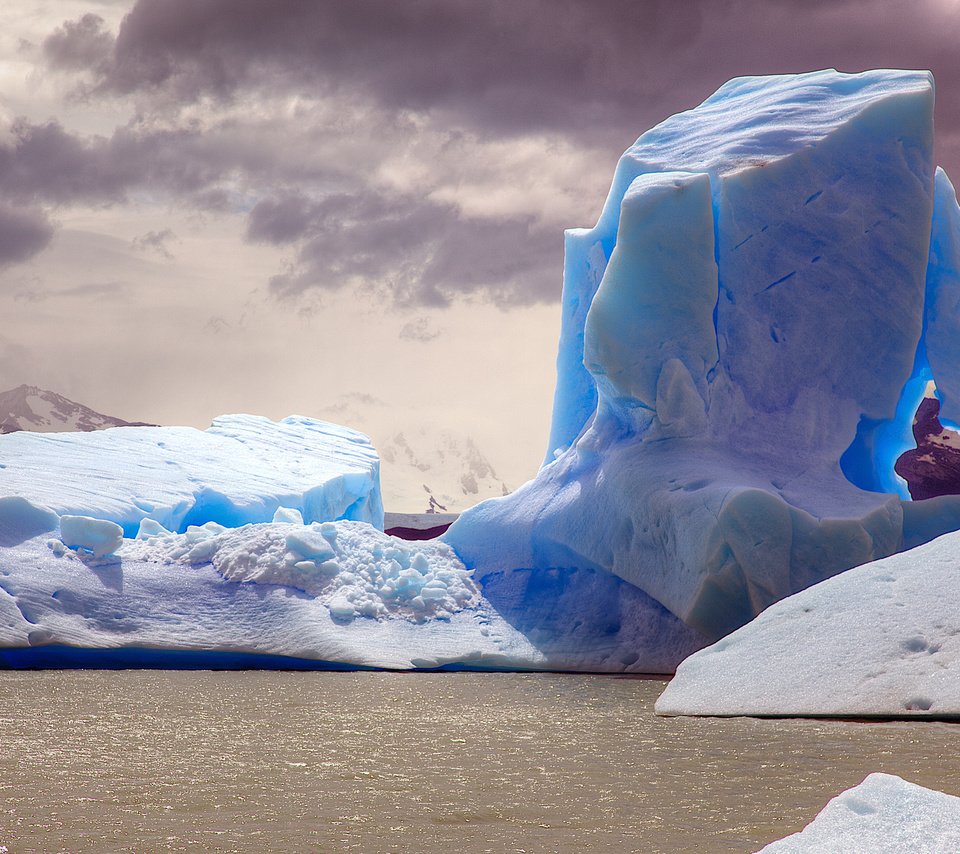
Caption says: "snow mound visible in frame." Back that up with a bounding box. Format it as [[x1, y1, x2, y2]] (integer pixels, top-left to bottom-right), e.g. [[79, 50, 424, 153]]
[[448, 68, 960, 664], [59, 515, 123, 559], [0, 524, 534, 671], [757, 773, 960, 853], [125, 518, 480, 623], [656, 530, 960, 718], [0, 414, 383, 536]]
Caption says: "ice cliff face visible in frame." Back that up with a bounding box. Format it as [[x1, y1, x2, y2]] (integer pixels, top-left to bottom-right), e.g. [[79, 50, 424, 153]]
[[448, 69, 960, 647]]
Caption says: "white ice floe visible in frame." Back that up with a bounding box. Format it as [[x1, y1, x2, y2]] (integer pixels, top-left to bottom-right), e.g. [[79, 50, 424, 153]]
[[656, 530, 960, 717], [757, 773, 960, 853], [0, 414, 383, 536], [0, 507, 695, 671]]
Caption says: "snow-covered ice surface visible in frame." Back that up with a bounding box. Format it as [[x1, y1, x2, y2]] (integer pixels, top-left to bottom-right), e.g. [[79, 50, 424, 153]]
[[0, 411, 701, 671], [656, 530, 960, 717], [0, 513, 694, 671], [447, 68, 960, 666], [756, 773, 960, 853], [0, 414, 383, 535]]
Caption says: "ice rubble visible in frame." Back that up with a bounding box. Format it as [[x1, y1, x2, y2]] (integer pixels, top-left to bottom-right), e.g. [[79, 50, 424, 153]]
[[655, 529, 960, 718], [0, 513, 694, 671], [447, 68, 960, 654], [756, 773, 960, 853]]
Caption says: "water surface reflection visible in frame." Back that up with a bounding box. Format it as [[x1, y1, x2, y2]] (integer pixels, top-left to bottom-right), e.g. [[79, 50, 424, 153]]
[[1, 672, 957, 852]]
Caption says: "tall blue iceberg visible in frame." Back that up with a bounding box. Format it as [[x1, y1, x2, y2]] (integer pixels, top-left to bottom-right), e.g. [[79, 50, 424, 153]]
[[447, 69, 960, 649]]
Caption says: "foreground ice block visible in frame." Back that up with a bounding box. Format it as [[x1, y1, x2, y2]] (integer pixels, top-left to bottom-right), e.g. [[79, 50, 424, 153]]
[[655, 530, 960, 717], [0, 414, 384, 536], [0, 518, 698, 672], [756, 773, 960, 853], [449, 68, 960, 655]]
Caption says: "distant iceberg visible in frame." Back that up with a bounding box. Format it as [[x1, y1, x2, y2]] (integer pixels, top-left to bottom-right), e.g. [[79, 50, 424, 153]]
[[0, 414, 383, 535]]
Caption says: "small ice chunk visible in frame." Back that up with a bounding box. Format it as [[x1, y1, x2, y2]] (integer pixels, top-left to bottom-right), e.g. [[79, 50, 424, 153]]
[[136, 518, 171, 540], [328, 596, 355, 621], [319, 522, 338, 541], [285, 530, 335, 561], [60, 515, 124, 558], [272, 506, 304, 525], [186, 539, 219, 564]]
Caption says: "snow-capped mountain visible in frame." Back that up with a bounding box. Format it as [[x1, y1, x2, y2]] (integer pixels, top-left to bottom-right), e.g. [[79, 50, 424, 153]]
[[375, 427, 511, 513], [0, 385, 153, 434]]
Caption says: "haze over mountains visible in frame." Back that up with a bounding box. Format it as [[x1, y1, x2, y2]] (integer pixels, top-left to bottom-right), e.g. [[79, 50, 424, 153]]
[[0, 385, 507, 512]]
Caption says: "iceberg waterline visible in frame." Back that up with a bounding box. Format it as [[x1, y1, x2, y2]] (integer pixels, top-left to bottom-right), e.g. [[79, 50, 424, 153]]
[[5, 68, 960, 672]]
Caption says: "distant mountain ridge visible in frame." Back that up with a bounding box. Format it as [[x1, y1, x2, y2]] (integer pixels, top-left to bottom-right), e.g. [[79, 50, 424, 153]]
[[0, 385, 154, 434]]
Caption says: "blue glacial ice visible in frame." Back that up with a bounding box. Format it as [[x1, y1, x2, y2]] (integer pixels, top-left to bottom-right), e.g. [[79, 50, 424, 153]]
[[448, 68, 960, 655], [6, 69, 960, 672]]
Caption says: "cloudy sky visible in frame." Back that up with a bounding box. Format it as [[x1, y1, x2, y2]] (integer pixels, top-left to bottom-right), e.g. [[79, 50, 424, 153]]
[[2, 0, 960, 501]]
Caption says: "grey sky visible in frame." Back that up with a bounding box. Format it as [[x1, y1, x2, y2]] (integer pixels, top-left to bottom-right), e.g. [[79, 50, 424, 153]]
[[2, 0, 959, 504]]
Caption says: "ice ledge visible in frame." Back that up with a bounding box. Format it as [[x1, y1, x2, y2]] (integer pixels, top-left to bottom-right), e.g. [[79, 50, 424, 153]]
[[0, 413, 383, 536]]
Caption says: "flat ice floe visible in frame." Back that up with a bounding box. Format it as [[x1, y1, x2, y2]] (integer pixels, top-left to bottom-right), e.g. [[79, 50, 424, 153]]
[[656, 531, 960, 718], [0, 519, 534, 670], [0, 414, 383, 535], [756, 773, 960, 853], [0, 514, 700, 671]]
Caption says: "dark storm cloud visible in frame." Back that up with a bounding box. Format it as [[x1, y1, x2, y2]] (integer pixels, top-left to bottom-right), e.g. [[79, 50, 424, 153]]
[[0, 205, 54, 267], [0, 118, 227, 205], [53, 0, 702, 140], [42, 13, 113, 72], [30, 0, 960, 306], [255, 190, 559, 306], [41, 1, 960, 152]]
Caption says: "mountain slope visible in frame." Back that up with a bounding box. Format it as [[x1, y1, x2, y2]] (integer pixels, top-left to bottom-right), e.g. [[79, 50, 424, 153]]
[[376, 427, 510, 513], [0, 385, 153, 434]]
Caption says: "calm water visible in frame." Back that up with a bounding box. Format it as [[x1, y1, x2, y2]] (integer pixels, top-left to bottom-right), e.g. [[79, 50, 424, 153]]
[[1, 672, 958, 853]]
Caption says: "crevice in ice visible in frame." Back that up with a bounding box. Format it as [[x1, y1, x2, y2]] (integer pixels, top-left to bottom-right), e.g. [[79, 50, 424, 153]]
[[762, 271, 797, 292], [708, 174, 723, 383]]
